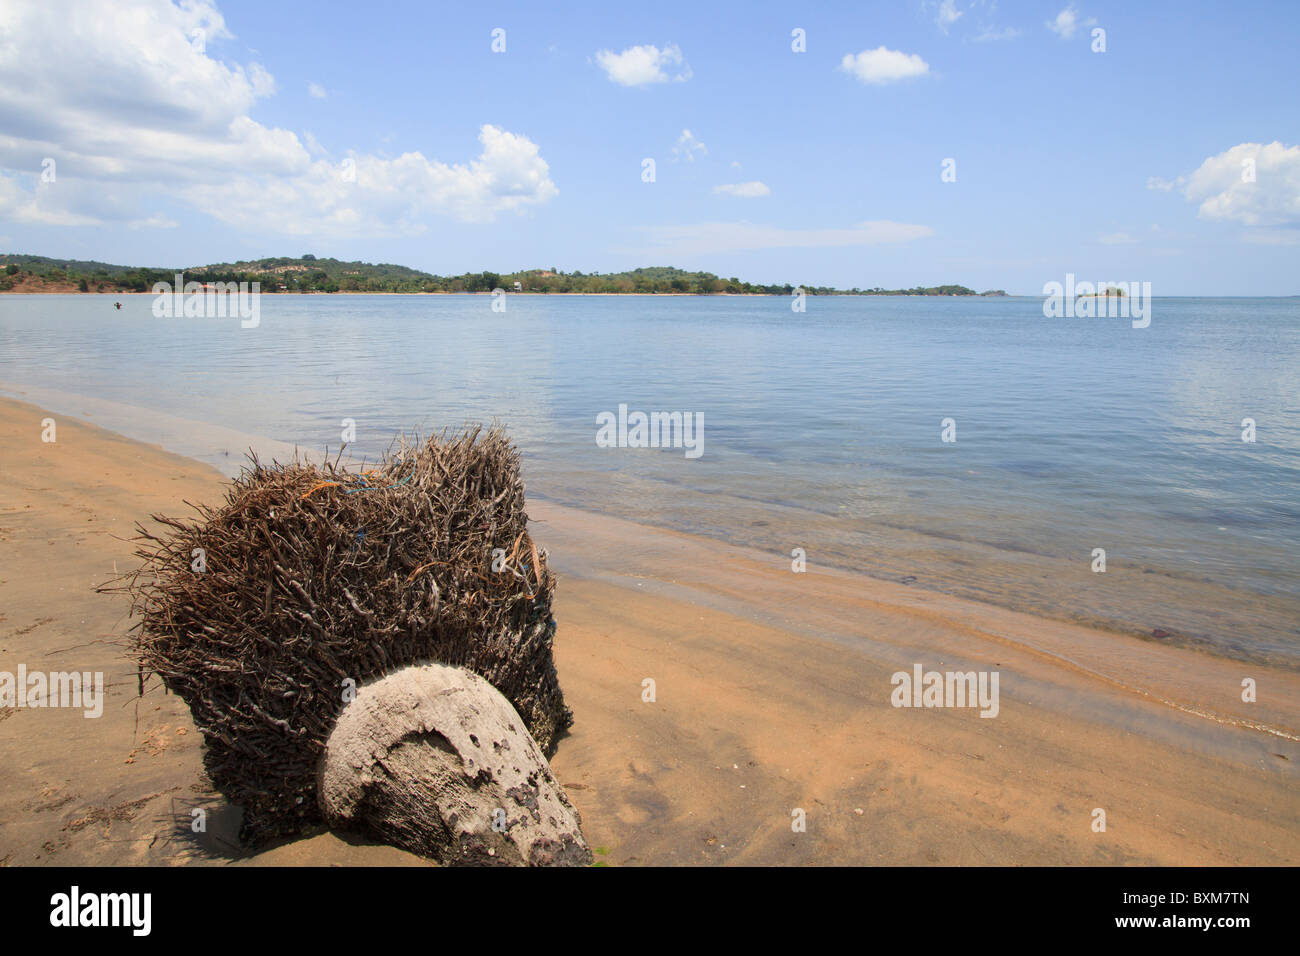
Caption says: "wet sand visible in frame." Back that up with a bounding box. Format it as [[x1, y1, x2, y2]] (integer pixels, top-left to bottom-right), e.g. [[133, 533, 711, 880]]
[[0, 395, 1296, 866]]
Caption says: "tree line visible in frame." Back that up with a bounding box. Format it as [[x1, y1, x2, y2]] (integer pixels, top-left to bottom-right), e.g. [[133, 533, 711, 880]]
[[1, 255, 1005, 296]]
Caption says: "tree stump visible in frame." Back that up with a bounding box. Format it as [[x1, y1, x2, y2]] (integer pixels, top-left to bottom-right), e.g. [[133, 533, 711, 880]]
[[318, 663, 591, 866], [116, 428, 572, 845]]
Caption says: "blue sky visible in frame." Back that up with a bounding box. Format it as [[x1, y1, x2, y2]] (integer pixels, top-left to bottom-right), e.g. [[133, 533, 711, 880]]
[[1, 0, 1297, 293]]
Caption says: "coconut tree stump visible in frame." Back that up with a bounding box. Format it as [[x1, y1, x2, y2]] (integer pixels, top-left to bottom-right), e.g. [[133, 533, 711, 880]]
[[115, 428, 572, 845], [318, 663, 591, 867]]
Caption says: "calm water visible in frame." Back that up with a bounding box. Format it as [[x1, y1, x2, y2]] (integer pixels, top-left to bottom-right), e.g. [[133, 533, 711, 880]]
[[3, 293, 1298, 663]]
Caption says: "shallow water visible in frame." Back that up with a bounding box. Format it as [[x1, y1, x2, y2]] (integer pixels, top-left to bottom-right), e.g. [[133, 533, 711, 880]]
[[2, 292, 1297, 664]]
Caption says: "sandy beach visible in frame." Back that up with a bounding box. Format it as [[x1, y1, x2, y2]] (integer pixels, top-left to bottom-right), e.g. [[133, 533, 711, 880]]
[[0, 394, 1296, 867]]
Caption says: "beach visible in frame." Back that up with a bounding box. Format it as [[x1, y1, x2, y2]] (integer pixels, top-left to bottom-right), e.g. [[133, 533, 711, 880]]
[[1, 393, 1296, 866]]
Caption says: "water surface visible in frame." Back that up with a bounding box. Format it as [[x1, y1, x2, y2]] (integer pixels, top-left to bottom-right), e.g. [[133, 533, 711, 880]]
[[2, 293, 1296, 664]]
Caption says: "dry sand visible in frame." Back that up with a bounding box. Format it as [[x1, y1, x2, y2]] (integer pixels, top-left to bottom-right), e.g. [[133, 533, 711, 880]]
[[0, 395, 1296, 866]]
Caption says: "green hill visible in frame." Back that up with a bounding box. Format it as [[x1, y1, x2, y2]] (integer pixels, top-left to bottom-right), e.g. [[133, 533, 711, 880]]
[[0, 253, 1005, 297]]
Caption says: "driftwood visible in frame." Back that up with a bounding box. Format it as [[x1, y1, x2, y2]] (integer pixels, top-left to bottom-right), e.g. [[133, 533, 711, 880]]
[[319, 664, 591, 866], [110, 427, 572, 844]]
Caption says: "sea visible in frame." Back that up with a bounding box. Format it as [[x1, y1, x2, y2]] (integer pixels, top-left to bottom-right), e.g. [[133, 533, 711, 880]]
[[2, 293, 1297, 665]]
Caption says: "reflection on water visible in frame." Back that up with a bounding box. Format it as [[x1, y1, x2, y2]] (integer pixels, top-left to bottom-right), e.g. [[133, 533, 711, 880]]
[[2, 293, 1297, 664]]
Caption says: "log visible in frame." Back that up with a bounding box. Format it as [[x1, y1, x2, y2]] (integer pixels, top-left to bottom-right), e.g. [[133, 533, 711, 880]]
[[318, 663, 591, 866]]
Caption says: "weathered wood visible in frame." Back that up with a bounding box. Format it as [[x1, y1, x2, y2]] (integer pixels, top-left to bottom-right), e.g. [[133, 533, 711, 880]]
[[109, 427, 572, 845], [319, 663, 591, 867]]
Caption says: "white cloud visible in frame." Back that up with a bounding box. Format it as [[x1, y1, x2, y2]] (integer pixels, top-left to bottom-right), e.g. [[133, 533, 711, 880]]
[[713, 181, 771, 198], [935, 0, 963, 33], [671, 129, 707, 163], [1183, 142, 1300, 227], [0, 0, 556, 235], [302, 131, 328, 157], [839, 47, 930, 85], [185, 125, 558, 235], [1098, 232, 1137, 245], [0, 2, 295, 184], [308, 82, 327, 99], [593, 43, 691, 86], [1046, 6, 1094, 39], [931, 0, 1018, 41], [0, 175, 103, 225], [635, 220, 933, 255]]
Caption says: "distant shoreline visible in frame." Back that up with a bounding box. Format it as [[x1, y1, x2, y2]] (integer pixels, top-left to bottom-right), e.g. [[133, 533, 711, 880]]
[[0, 288, 1011, 298], [0, 255, 1007, 297], [10, 289, 1297, 298]]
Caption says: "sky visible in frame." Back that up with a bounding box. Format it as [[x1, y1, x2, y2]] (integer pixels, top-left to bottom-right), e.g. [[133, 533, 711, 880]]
[[0, 0, 1297, 294]]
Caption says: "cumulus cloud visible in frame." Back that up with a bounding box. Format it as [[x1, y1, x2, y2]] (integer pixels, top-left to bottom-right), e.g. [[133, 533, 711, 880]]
[[1046, 5, 1094, 39], [713, 181, 771, 198], [184, 125, 558, 235], [839, 47, 930, 85], [635, 220, 933, 255], [593, 43, 691, 86], [308, 82, 327, 99], [1183, 142, 1300, 227], [1098, 232, 1137, 245], [671, 129, 707, 163], [0, 0, 557, 235], [0, 1, 297, 184]]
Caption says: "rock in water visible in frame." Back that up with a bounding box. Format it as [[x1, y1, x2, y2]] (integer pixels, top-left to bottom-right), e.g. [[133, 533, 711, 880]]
[[319, 663, 591, 866]]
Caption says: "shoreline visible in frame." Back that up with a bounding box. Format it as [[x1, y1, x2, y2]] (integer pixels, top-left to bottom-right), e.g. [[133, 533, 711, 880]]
[[4, 378, 1293, 674], [0, 289, 1013, 298], [1, 395, 1296, 865]]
